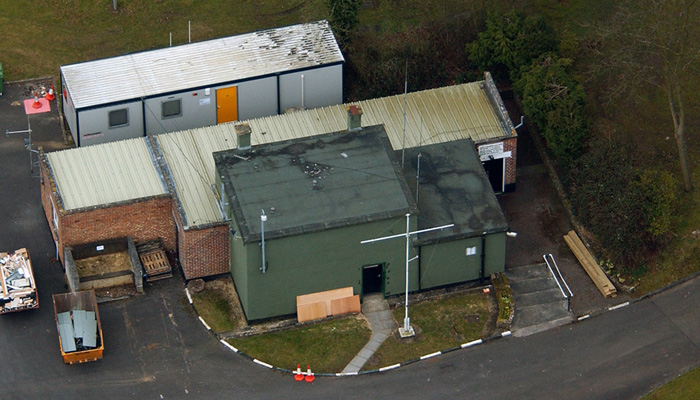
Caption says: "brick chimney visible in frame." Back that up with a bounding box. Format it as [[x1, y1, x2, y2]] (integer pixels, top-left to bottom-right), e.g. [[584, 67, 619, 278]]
[[346, 105, 362, 132], [236, 124, 252, 150]]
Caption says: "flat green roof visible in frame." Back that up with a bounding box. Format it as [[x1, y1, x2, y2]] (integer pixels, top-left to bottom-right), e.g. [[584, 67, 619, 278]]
[[215, 125, 418, 243], [401, 139, 508, 245]]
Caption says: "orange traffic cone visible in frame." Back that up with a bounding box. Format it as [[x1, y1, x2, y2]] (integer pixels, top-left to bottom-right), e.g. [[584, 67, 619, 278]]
[[304, 365, 314, 382], [45, 85, 56, 101], [32, 93, 42, 109], [294, 364, 304, 381]]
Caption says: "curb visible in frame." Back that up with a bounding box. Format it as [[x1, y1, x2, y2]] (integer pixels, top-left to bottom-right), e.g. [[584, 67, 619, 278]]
[[185, 287, 513, 378]]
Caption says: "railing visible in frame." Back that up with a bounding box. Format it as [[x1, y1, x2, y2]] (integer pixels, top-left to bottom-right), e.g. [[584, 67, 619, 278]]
[[543, 253, 573, 311]]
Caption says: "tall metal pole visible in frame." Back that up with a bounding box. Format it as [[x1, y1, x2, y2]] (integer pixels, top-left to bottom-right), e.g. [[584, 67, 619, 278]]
[[261, 209, 267, 273], [361, 214, 453, 337], [401, 60, 408, 170], [403, 214, 411, 333]]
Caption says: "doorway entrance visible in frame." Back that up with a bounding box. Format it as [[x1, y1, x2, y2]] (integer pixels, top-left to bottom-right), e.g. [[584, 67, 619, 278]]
[[216, 86, 238, 124], [482, 158, 504, 193], [362, 264, 383, 295]]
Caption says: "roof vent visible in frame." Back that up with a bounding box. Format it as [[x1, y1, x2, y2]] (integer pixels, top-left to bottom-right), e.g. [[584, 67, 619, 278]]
[[236, 124, 252, 150], [346, 105, 362, 132]]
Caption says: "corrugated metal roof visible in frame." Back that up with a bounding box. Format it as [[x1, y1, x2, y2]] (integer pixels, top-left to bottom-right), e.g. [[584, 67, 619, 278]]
[[47, 138, 167, 211], [251, 81, 509, 147], [158, 82, 513, 229], [61, 20, 343, 109], [155, 126, 241, 228]]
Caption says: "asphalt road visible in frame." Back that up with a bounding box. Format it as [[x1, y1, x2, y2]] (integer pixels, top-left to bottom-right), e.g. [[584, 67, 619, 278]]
[[1, 81, 699, 399]]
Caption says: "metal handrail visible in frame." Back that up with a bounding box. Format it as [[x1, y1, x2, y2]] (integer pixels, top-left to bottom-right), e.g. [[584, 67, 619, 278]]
[[543, 254, 573, 311]]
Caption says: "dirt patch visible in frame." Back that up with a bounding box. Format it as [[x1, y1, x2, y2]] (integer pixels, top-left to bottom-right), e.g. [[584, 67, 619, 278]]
[[75, 252, 132, 277], [95, 284, 137, 299]]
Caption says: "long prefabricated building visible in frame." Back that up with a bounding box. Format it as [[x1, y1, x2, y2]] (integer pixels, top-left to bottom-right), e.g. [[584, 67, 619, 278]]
[[60, 20, 344, 147]]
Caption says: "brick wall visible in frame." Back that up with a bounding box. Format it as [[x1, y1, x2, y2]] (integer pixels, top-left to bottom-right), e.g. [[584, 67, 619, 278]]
[[174, 209, 230, 279], [40, 155, 176, 264], [503, 137, 517, 186]]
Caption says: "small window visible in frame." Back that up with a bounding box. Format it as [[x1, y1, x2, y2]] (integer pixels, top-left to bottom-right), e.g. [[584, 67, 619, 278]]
[[108, 109, 129, 128], [162, 99, 182, 118]]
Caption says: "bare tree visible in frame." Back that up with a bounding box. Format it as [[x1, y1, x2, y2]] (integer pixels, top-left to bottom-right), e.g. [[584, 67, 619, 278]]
[[592, 0, 700, 191]]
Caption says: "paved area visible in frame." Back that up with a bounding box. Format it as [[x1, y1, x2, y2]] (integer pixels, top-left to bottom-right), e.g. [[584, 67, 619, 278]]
[[342, 294, 397, 373], [507, 263, 573, 337], [2, 80, 699, 399]]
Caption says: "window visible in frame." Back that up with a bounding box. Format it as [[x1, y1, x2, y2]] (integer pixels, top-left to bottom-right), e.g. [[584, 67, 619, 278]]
[[108, 108, 129, 128], [162, 99, 182, 118]]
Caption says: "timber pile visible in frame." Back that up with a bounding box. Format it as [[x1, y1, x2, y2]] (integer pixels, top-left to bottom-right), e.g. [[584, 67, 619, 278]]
[[0, 248, 39, 313], [563, 230, 617, 298]]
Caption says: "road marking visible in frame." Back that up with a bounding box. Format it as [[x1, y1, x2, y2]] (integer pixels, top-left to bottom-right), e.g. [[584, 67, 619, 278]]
[[198, 316, 211, 330], [379, 364, 401, 372], [608, 302, 630, 311], [185, 289, 193, 304], [461, 339, 483, 348], [501, 331, 512, 337], [578, 315, 590, 321], [220, 339, 238, 352], [253, 359, 273, 369], [420, 351, 441, 360]]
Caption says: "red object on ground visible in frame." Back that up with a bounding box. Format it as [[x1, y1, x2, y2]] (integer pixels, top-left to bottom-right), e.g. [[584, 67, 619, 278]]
[[304, 366, 315, 382], [32, 93, 42, 108], [294, 364, 304, 381], [45, 86, 56, 101]]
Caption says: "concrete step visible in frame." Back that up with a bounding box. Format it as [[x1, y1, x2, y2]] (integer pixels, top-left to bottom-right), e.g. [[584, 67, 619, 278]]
[[509, 276, 559, 295], [506, 264, 551, 281], [514, 287, 567, 308], [362, 294, 390, 313], [512, 300, 571, 329]]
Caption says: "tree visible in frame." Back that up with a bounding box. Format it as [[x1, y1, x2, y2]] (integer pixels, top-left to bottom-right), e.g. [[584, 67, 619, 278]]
[[515, 54, 588, 167], [326, 0, 362, 47], [468, 10, 558, 81], [592, 0, 700, 191]]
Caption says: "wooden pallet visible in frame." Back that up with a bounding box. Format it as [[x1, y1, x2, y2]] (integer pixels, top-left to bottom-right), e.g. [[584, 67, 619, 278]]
[[563, 230, 616, 298], [139, 250, 172, 282]]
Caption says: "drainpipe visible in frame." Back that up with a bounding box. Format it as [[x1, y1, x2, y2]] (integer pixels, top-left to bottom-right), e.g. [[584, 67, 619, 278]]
[[480, 232, 486, 285], [514, 116, 525, 130]]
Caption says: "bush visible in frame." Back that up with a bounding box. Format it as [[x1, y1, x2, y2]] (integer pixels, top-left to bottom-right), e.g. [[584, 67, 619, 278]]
[[467, 10, 558, 82], [515, 54, 588, 168], [568, 139, 678, 271]]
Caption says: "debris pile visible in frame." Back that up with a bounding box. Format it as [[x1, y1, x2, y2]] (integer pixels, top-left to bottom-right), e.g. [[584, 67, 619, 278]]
[[0, 249, 38, 313]]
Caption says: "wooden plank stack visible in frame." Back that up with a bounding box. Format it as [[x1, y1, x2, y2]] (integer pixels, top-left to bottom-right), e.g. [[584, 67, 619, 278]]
[[296, 287, 361, 323], [563, 230, 617, 298]]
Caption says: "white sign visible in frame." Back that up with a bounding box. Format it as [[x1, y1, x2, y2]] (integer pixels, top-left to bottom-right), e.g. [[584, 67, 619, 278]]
[[466, 246, 477, 256], [199, 98, 211, 106], [478, 142, 504, 157], [96, 245, 104, 251]]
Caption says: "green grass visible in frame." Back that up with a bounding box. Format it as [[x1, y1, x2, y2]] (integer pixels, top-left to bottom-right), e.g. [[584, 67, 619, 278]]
[[228, 315, 371, 373], [0, 0, 326, 82], [642, 367, 700, 400], [191, 289, 238, 333], [362, 291, 493, 371]]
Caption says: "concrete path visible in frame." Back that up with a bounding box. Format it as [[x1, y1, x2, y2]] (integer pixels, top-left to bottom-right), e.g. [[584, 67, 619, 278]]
[[342, 294, 397, 373], [507, 263, 573, 337]]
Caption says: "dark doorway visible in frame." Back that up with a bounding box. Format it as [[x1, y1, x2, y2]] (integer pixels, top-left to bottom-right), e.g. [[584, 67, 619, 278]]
[[482, 158, 504, 193], [362, 264, 383, 295]]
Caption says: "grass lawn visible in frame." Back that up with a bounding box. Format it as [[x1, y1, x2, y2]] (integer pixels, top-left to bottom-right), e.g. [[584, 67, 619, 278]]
[[228, 315, 371, 373], [362, 291, 494, 371], [642, 367, 700, 400], [190, 287, 238, 334]]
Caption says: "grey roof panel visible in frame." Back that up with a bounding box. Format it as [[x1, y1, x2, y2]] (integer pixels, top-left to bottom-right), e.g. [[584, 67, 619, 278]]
[[61, 21, 343, 109]]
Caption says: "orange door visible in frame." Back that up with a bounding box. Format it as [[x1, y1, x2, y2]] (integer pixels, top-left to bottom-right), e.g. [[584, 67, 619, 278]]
[[216, 86, 238, 124]]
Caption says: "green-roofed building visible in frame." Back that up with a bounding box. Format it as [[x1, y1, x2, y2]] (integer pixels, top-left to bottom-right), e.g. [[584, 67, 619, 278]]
[[214, 125, 508, 321]]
